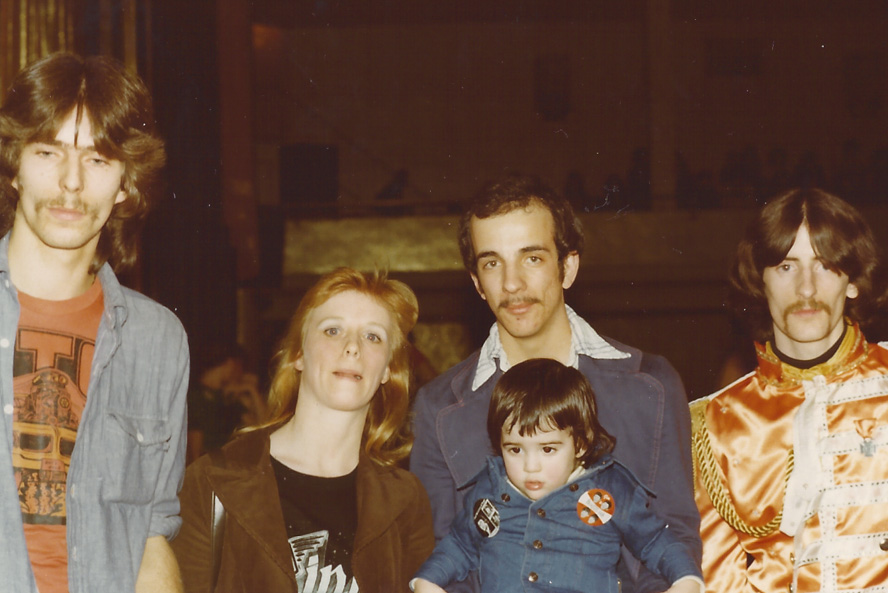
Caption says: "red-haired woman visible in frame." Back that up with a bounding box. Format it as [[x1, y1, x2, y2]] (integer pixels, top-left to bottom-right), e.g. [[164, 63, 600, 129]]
[[173, 268, 434, 592]]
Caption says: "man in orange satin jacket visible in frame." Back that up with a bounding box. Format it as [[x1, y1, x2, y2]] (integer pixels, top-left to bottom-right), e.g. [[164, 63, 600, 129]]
[[691, 188, 888, 593]]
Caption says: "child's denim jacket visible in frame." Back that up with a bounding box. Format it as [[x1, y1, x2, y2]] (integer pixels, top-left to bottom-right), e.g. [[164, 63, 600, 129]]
[[415, 454, 702, 592]]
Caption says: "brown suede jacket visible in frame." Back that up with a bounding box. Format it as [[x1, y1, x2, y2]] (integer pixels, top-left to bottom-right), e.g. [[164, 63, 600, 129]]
[[172, 427, 435, 592]]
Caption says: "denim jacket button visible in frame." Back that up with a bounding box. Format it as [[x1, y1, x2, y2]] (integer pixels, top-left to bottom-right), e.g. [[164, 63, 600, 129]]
[[528, 572, 538, 582], [536, 508, 546, 518], [880, 538, 888, 551], [501, 493, 510, 502], [533, 539, 543, 549], [569, 483, 579, 492]]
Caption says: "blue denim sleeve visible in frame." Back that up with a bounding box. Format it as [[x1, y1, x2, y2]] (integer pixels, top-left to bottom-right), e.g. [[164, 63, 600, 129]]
[[147, 324, 189, 540], [409, 374, 484, 593], [414, 486, 482, 587], [634, 354, 702, 591], [619, 480, 703, 586]]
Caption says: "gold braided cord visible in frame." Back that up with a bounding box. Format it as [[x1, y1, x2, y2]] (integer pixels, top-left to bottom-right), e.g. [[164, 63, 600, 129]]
[[692, 426, 794, 539]]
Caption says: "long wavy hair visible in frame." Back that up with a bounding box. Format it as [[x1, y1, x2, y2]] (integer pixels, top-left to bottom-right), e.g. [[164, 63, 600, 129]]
[[257, 268, 419, 466], [487, 358, 615, 468], [730, 188, 886, 342], [0, 52, 165, 273]]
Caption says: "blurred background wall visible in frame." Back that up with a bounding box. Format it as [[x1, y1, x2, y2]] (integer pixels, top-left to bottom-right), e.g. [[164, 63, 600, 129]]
[[4, 0, 888, 399]]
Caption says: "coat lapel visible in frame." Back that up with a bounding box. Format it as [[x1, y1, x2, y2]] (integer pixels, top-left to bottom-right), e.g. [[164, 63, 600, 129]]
[[437, 354, 496, 489], [207, 430, 295, 579], [353, 457, 405, 554]]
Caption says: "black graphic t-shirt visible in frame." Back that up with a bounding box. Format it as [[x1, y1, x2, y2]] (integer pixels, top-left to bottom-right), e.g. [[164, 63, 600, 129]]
[[272, 456, 360, 593]]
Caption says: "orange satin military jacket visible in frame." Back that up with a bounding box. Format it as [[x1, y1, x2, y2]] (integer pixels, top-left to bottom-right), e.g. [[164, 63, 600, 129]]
[[691, 322, 888, 593]]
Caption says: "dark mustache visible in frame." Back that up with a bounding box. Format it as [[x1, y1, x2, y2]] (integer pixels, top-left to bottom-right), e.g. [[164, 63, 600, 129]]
[[497, 297, 541, 310], [785, 300, 831, 315]]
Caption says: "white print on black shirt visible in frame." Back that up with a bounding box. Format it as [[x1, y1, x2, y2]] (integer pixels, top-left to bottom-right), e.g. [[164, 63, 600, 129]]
[[289, 530, 359, 593]]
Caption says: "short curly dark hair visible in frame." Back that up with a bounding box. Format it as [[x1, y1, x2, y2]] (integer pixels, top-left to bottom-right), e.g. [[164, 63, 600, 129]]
[[730, 188, 887, 342], [0, 52, 166, 273], [458, 174, 584, 277], [487, 358, 615, 468]]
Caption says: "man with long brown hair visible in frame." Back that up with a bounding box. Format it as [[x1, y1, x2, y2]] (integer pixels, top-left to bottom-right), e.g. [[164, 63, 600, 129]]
[[0, 53, 187, 592], [691, 188, 888, 592]]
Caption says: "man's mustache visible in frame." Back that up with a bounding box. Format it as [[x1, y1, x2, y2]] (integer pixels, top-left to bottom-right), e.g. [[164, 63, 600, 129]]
[[497, 297, 541, 310], [42, 196, 88, 213], [785, 300, 831, 316]]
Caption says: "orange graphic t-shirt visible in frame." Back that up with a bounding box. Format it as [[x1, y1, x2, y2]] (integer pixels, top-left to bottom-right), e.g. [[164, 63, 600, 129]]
[[12, 280, 103, 593]]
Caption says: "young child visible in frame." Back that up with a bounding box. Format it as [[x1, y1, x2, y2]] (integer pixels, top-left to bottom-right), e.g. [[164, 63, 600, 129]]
[[412, 358, 703, 593]]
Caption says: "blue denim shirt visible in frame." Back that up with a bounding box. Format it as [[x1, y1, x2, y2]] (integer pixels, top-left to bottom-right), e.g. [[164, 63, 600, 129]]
[[0, 234, 189, 593], [416, 455, 701, 593], [410, 338, 702, 593]]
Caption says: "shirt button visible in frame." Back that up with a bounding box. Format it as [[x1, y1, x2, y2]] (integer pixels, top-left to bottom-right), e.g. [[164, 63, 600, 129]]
[[0, 338, 8, 348], [536, 509, 546, 518], [71, 546, 78, 561], [569, 484, 578, 492], [533, 540, 543, 549], [501, 493, 510, 502], [136, 432, 144, 443], [880, 538, 888, 551], [3, 404, 11, 415], [528, 572, 538, 583], [70, 485, 76, 498]]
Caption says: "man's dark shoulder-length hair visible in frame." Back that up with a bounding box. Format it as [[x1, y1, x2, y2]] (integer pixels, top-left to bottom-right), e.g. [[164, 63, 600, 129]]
[[457, 174, 585, 275], [487, 358, 615, 468], [730, 188, 886, 342], [0, 52, 166, 273]]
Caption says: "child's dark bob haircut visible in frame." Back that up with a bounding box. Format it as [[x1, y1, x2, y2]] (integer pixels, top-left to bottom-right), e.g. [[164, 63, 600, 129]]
[[487, 358, 615, 468]]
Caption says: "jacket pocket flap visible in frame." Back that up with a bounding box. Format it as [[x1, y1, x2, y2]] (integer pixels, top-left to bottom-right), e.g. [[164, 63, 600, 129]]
[[108, 411, 170, 446]]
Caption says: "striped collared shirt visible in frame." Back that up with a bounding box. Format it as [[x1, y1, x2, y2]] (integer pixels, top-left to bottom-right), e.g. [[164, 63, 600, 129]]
[[471, 304, 630, 391]]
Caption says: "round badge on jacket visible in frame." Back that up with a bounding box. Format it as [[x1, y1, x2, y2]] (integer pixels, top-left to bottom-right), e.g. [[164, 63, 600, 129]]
[[577, 488, 615, 526], [473, 498, 500, 537]]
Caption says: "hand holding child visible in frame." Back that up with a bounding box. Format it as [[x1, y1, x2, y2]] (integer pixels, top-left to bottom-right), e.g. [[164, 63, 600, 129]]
[[413, 577, 447, 593], [663, 577, 704, 593]]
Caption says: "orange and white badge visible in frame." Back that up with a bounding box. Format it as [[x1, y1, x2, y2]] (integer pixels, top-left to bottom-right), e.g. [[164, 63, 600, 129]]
[[577, 488, 615, 526]]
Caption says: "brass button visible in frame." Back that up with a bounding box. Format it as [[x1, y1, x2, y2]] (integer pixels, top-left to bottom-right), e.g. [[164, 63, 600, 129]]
[[533, 540, 543, 549], [528, 572, 538, 583], [569, 483, 579, 492], [536, 508, 546, 518], [880, 538, 888, 551], [501, 493, 510, 502], [790, 553, 795, 563]]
